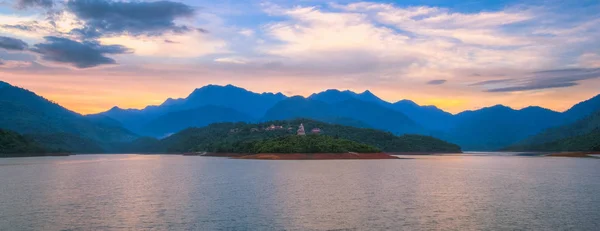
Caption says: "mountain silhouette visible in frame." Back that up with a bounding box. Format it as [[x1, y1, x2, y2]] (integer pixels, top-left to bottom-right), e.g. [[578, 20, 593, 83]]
[[0, 81, 137, 152], [310, 89, 451, 131], [142, 105, 255, 137], [563, 94, 600, 122], [0, 81, 136, 143], [443, 105, 564, 150], [508, 109, 600, 150], [390, 100, 454, 131], [263, 97, 422, 135], [4, 80, 596, 151], [96, 84, 286, 134], [309, 89, 387, 105]]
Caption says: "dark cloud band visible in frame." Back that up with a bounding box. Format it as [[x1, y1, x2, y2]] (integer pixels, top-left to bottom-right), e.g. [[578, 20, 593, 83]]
[[67, 0, 196, 38], [478, 68, 600, 92], [0, 36, 29, 51], [31, 36, 131, 68], [427, 79, 447, 85], [468, 79, 513, 86], [15, 0, 53, 9]]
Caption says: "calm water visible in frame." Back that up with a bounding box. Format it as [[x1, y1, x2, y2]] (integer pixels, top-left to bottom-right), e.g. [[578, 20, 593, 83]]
[[0, 154, 599, 230]]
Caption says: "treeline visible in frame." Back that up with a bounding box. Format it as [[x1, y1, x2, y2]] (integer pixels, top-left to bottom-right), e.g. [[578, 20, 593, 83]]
[[2, 118, 463, 155], [0, 129, 48, 157], [220, 135, 381, 153], [508, 129, 600, 152], [25, 133, 105, 154], [143, 118, 462, 153], [506, 110, 600, 152]]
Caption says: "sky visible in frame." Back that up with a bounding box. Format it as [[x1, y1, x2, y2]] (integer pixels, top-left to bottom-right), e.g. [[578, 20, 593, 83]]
[[1, 0, 599, 114]]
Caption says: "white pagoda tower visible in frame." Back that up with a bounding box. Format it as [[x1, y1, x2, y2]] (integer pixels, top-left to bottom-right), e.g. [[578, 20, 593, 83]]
[[297, 123, 306, 136]]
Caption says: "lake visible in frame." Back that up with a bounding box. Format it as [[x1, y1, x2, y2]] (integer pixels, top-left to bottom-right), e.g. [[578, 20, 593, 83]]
[[0, 154, 599, 230]]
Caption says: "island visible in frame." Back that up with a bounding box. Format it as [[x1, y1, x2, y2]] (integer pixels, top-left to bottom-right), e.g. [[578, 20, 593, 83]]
[[146, 119, 462, 160], [228, 134, 399, 160]]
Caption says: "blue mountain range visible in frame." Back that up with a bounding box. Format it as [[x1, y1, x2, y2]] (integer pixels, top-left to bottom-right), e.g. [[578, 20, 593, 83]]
[[2, 80, 599, 151]]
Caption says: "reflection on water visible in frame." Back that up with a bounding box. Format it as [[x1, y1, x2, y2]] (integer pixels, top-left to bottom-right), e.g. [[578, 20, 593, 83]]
[[0, 154, 599, 230]]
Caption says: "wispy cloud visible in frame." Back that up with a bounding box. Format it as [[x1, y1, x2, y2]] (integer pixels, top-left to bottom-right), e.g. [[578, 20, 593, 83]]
[[469, 79, 513, 86], [14, 0, 53, 9], [427, 79, 447, 85], [475, 68, 600, 92]]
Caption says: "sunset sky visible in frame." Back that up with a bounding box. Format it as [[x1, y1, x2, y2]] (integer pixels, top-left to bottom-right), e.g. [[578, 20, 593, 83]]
[[1, 0, 599, 114]]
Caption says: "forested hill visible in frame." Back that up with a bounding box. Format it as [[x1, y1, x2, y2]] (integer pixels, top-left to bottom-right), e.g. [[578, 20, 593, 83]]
[[506, 129, 600, 152], [0, 129, 47, 157], [139, 118, 462, 153], [241, 135, 382, 154], [506, 110, 600, 151], [0, 82, 137, 147]]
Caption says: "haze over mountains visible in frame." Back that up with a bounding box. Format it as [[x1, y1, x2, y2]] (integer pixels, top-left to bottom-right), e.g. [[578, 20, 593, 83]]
[[2, 80, 600, 151]]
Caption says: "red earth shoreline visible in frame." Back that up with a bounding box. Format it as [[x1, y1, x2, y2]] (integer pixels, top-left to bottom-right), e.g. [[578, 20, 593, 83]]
[[546, 152, 600, 158], [233, 153, 400, 160]]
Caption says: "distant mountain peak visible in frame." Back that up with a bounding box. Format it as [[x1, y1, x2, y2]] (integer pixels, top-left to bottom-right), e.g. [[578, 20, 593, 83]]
[[310, 89, 349, 96], [520, 106, 556, 112], [309, 88, 389, 106], [356, 90, 386, 103], [360, 90, 373, 95], [288, 95, 308, 100], [395, 99, 419, 106], [189, 84, 285, 98], [109, 106, 122, 111], [488, 104, 513, 110], [161, 97, 183, 106], [107, 106, 142, 113]]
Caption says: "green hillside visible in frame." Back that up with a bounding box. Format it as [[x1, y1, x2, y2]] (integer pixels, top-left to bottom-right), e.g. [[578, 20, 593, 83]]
[[0, 129, 47, 157], [25, 133, 106, 154], [136, 118, 461, 153], [508, 129, 600, 152], [234, 135, 381, 153], [0, 82, 138, 153], [507, 110, 600, 151]]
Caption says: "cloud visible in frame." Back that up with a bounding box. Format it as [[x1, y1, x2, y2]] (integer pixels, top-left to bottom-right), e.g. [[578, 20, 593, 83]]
[[486, 82, 578, 92], [0, 60, 33, 68], [30, 36, 131, 68], [483, 68, 600, 92], [1, 12, 85, 39], [15, 0, 53, 9], [468, 79, 513, 86], [214, 57, 248, 64], [579, 53, 600, 68], [239, 29, 254, 37], [1, 24, 38, 32], [98, 29, 225, 58], [0, 36, 28, 50], [259, 3, 557, 79], [427, 79, 447, 85], [67, 0, 197, 38], [332, 3, 535, 46]]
